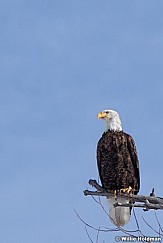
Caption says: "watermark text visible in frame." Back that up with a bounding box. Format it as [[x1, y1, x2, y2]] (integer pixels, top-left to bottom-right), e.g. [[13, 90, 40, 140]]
[[115, 236, 162, 242]]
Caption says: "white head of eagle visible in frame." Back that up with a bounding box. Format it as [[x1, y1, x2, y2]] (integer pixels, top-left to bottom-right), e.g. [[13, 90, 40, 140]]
[[97, 109, 122, 132], [97, 109, 140, 227]]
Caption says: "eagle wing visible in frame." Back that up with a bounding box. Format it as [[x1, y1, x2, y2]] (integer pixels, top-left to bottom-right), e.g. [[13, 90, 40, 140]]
[[126, 134, 140, 194], [96, 139, 103, 186], [96, 137, 105, 188]]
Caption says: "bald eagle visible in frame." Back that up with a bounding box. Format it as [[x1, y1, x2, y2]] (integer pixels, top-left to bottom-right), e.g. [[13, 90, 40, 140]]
[[97, 110, 140, 226]]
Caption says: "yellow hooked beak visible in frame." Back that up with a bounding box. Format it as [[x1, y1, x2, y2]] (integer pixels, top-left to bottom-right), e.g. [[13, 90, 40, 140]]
[[97, 111, 107, 119]]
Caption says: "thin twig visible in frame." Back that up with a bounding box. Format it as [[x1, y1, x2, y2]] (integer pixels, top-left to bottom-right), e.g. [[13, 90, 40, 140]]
[[142, 216, 163, 236], [74, 209, 117, 232], [85, 226, 94, 243], [96, 227, 100, 243], [154, 211, 163, 233], [132, 207, 145, 237]]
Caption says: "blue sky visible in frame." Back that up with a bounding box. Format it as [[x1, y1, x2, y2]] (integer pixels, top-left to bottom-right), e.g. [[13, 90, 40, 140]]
[[1, 0, 163, 242]]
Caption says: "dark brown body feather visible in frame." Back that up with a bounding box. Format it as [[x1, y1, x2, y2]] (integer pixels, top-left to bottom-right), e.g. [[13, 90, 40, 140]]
[[97, 130, 140, 195]]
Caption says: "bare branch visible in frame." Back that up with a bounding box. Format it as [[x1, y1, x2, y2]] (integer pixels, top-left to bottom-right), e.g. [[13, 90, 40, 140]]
[[83, 179, 163, 211], [80, 179, 163, 242]]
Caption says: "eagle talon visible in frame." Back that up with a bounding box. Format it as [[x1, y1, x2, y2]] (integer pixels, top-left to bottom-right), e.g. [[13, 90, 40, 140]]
[[120, 186, 134, 194]]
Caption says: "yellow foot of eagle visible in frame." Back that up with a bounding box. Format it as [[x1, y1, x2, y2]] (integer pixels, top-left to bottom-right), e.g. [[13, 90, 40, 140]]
[[107, 187, 134, 196], [120, 186, 134, 194]]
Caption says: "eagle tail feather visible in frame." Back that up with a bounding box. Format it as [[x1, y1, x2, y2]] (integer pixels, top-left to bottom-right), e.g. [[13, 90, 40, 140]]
[[107, 197, 130, 226]]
